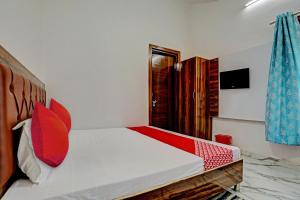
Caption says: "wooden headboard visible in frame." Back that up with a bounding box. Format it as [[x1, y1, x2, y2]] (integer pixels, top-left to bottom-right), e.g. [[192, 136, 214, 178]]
[[0, 45, 46, 196]]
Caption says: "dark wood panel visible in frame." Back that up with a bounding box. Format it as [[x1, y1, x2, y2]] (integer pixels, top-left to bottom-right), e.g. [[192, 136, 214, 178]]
[[173, 64, 180, 132], [208, 58, 219, 117], [151, 115, 168, 129], [124, 159, 243, 200]]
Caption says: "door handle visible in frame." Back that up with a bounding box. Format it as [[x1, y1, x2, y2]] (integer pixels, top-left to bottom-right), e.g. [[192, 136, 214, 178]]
[[152, 100, 157, 107]]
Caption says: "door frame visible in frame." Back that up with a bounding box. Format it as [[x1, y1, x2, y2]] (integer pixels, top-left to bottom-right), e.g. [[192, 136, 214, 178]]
[[148, 44, 181, 126]]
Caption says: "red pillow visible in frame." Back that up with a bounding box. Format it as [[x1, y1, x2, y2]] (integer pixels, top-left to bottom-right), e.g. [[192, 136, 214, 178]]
[[50, 98, 71, 132], [31, 103, 69, 167]]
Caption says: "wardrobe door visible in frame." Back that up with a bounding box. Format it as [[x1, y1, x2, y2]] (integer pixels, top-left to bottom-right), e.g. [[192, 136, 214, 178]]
[[178, 58, 195, 136], [194, 57, 208, 139], [208, 58, 219, 117]]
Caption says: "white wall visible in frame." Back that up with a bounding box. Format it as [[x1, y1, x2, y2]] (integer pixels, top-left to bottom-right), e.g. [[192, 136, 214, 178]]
[[188, 0, 300, 163], [212, 119, 300, 164], [41, 0, 190, 129], [0, 0, 44, 81], [188, 0, 300, 58], [219, 43, 271, 121]]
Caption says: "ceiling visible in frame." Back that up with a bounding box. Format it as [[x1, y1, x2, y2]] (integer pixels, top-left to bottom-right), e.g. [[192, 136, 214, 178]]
[[185, 0, 219, 4]]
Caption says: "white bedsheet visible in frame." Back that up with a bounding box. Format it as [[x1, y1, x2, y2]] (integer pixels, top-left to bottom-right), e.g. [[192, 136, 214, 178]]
[[3, 128, 204, 200], [148, 126, 241, 161]]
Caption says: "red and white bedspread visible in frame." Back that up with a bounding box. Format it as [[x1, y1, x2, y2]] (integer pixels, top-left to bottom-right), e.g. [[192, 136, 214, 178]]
[[128, 126, 235, 170]]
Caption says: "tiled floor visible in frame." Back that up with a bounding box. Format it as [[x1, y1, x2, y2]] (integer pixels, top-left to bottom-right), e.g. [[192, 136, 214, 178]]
[[226, 153, 300, 200]]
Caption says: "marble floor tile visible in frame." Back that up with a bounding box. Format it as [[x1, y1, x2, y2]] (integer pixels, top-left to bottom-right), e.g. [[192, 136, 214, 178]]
[[229, 153, 300, 200]]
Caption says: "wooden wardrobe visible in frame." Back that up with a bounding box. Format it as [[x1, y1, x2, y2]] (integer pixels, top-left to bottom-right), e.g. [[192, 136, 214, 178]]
[[175, 57, 219, 140]]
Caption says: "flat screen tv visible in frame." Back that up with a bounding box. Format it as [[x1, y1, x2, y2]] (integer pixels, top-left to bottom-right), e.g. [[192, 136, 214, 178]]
[[220, 68, 249, 89]]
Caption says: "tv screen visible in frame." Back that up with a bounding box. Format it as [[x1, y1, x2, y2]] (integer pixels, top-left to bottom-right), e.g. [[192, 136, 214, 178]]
[[220, 68, 249, 89]]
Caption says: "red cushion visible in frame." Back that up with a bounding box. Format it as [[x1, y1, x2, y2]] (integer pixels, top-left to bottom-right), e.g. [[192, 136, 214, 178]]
[[215, 134, 232, 145], [50, 98, 71, 132], [31, 103, 69, 167]]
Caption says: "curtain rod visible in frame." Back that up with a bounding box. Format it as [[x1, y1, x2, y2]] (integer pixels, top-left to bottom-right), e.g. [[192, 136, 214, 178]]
[[269, 11, 300, 25]]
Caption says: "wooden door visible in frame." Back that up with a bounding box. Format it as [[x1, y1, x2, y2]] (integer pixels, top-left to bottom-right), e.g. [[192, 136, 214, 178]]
[[149, 45, 180, 131], [151, 54, 175, 129]]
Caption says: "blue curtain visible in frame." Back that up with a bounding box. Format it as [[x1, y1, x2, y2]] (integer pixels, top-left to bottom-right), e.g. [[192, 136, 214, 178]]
[[266, 12, 300, 145]]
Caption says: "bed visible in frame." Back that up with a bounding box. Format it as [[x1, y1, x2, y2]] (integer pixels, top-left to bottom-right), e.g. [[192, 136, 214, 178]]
[[0, 45, 243, 200]]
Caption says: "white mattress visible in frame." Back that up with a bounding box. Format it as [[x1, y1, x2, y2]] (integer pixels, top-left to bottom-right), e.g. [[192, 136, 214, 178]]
[[3, 128, 204, 200]]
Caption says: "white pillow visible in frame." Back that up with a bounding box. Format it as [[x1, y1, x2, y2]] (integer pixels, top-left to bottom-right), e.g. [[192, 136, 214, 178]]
[[13, 119, 52, 183]]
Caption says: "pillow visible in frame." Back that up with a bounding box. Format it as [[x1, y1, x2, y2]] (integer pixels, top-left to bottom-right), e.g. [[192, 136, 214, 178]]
[[31, 103, 69, 167], [13, 119, 52, 183], [49, 98, 71, 132]]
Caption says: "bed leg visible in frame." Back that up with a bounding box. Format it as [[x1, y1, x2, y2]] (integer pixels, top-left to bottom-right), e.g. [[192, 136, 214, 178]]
[[233, 184, 240, 192]]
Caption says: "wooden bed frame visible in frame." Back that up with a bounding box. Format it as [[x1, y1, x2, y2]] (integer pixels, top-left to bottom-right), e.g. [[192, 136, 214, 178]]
[[0, 45, 243, 200], [0, 45, 46, 197], [124, 159, 243, 200]]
